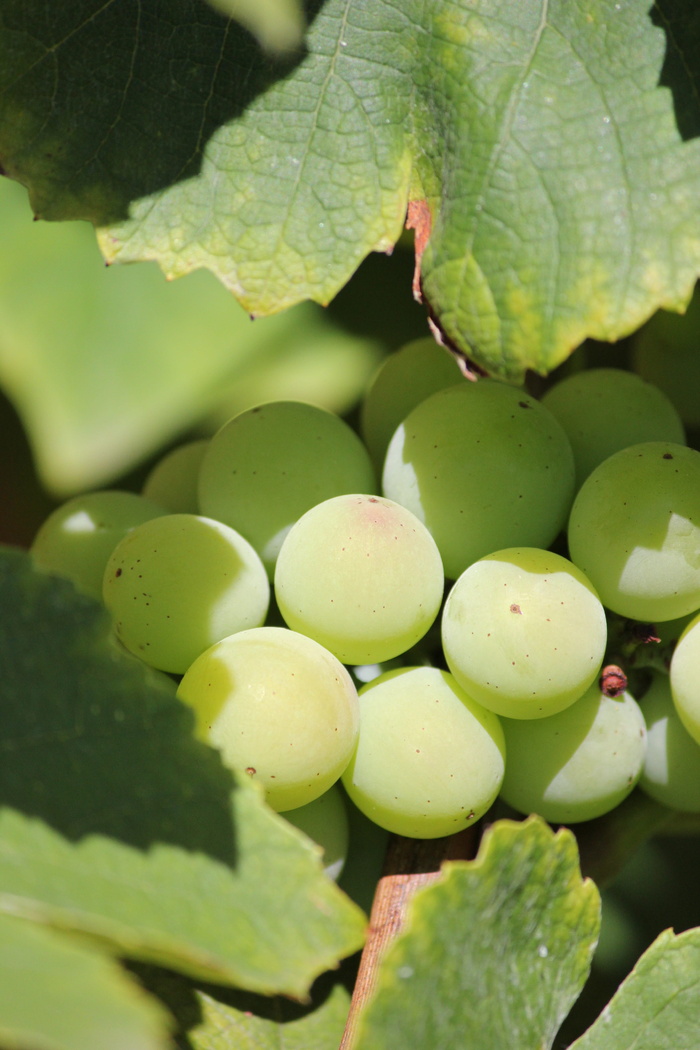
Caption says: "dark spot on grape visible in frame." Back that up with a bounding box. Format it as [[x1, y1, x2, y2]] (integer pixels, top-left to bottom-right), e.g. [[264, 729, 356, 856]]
[[510, 603, 522, 614], [663, 452, 673, 459], [115, 568, 122, 577], [518, 401, 531, 409]]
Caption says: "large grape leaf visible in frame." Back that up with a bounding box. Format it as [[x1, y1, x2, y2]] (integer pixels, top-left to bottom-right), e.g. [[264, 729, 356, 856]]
[[1, 1, 700, 380], [0, 177, 380, 496], [0, 914, 172, 1050], [0, 546, 366, 997], [346, 817, 601, 1050], [569, 928, 700, 1050]]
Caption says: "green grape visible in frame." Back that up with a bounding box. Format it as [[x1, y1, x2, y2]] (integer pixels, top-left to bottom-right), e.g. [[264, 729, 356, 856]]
[[103, 514, 269, 674], [670, 612, 700, 744], [498, 682, 646, 823], [568, 442, 700, 622], [359, 337, 463, 469], [274, 494, 444, 664], [441, 548, 607, 719], [382, 380, 575, 579], [30, 490, 168, 600], [341, 666, 505, 839], [282, 783, 349, 880], [639, 671, 700, 813], [176, 626, 359, 812], [541, 368, 685, 489], [142, 439, 209, 513], [198, 400, 376, 576], [631, 289, 700, 429]]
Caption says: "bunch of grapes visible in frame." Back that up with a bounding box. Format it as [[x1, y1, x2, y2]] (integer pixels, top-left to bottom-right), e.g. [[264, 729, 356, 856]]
[[29, 336, 700, 883]]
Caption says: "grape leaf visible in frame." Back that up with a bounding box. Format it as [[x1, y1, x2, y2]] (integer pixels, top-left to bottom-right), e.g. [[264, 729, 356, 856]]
[[0, 178, 379, 496], [0, 914, 172, 1050], [133, 964, 351, 1050], [187, 984, 350, 1050], [0, 547, 366, 996], [2, 1, 700, 379], [346, 817, 600, 1050], [568, 928, 700, 1050]]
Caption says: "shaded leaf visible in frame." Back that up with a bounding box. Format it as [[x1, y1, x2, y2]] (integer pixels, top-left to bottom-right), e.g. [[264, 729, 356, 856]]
[[134, 963, 351, 1050], [569, 927, 700, 1050], [347, 817, 600, 1050], [0, 547, 366, 996], [186, 983, 350, 1050], [2, 1, 700, 378], [0, 914, 171, 1050]]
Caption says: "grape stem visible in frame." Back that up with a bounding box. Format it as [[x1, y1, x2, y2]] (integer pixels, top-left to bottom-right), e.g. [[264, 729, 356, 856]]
[[339, 826, 477, 1048]]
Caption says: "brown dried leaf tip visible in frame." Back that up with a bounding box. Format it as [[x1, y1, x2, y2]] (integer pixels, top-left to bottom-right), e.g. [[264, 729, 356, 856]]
[[600, 664, 628, 698]]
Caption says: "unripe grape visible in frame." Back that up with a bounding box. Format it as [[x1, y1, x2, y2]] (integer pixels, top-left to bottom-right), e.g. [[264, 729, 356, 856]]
[[442, 548, 607, 719], [499, 683, 646, 823], [31, 490, 168, 600], [382, 380, 575, 579], [542, 367, 684, 488], [283, 784, 349, 880], [640, 671, 700, 813], [341, 666, 505, 839], [360, 337, 463, 468], [103, 514, 269, 673], [568, 442, 700, 622], [670, 612, 700, 745], [142, 440, 209, 513], [275, 493, 444, 664], [177, 627, 359, 812], [198, 401, 376, 576]]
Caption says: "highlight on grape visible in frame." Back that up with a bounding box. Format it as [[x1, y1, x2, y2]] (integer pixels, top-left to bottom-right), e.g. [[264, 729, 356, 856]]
[[28, 347, 700, 863]]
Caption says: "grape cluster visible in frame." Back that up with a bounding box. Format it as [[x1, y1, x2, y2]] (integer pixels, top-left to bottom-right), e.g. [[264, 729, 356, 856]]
[[29, 337, 700, 878]]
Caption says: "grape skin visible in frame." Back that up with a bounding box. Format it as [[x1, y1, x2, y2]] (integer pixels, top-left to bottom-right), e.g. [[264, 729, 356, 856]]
[[640, 671, 700, 813], [103, 514, 270, 674], [30, 490, 168, 600], [360, 336, 463, 469], [282, 784, 349, 880], [382, 380, 575, 580], [341, 666, 505, 839], [177, 627, 359, 812], [669, 612, 700, 745], [568, 441, 700, 622], [542, 367, 685, 489], [441, 547, 607, 719], [198, 401, 376, 577], [498, 683, 647, 823], [274, 493, 444, 664], [142, 439, 209, 513]]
